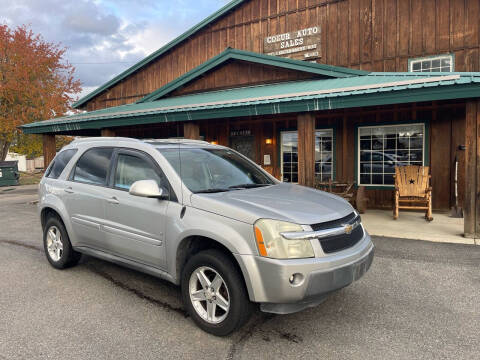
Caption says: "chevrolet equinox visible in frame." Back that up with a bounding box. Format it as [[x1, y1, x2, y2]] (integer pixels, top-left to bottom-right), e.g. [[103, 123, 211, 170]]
[[38, 137, 374, 336]]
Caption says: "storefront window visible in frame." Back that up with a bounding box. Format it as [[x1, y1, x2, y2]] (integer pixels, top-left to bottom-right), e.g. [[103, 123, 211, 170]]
[[281, 131, 298, 183], [281, 129, 334, 183], [315, 129, 334, 182], [358, 124, 425, 186]]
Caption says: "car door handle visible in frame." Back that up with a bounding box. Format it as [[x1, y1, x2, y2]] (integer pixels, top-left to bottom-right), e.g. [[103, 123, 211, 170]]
[[64, 187, 74, 194], [107, 196, 120, 205]]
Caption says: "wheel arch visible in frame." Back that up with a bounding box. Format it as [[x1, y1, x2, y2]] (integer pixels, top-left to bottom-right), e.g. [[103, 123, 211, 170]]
[[39, 197, 76, 246], [41, 207, 65, 230], [175, 235, 254, 300]]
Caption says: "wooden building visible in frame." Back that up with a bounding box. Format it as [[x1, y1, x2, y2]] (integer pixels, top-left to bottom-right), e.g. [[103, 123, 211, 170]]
[[22, 0, 479, 238]]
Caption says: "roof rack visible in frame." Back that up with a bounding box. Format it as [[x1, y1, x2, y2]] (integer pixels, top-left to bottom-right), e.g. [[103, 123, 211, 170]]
[[70, 137, 143, 144], [69, 137, 212, 146], [143, 138, 211, 145]]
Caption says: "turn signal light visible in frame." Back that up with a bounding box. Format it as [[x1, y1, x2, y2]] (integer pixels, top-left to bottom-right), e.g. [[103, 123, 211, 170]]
[[254, 226, 268, 257]]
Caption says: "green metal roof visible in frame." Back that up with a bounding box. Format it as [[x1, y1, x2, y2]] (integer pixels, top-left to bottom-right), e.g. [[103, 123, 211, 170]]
[[22, 73, 480, 134], [72, 0, 247, 109], [137, 48, 367, 103]]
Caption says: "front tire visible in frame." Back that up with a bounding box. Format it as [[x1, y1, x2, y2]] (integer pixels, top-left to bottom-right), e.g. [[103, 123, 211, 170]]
[[181, 249, 252, 336], [43, 216, 81, 269]]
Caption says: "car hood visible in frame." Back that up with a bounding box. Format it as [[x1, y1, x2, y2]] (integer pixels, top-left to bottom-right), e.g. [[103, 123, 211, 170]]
[[190, 183, 354, 225]]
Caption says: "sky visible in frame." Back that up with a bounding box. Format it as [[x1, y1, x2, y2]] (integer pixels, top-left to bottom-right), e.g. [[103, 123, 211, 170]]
[[0, 0, 230, 99]]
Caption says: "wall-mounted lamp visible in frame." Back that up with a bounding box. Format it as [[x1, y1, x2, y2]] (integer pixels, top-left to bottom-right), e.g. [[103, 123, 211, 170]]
[[265, 138, 273, 145]]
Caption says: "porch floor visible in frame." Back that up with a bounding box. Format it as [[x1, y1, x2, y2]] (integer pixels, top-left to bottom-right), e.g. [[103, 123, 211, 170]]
[[361, 209, 477, 245]]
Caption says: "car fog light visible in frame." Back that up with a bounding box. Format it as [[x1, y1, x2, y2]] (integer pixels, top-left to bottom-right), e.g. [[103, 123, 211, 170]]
[[289, 273, 305, 286]]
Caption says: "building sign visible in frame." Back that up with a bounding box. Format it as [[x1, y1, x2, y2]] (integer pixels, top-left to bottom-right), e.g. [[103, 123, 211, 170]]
[[230, 129, 251, 137], [263, 26, 321, 60]]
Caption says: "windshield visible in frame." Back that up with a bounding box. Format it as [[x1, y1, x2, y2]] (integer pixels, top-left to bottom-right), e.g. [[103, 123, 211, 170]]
[[158, 148, 275, 193]]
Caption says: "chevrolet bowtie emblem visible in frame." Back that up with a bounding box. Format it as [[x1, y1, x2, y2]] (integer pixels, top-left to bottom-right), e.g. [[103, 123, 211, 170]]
[[344, 224, 353, 235]]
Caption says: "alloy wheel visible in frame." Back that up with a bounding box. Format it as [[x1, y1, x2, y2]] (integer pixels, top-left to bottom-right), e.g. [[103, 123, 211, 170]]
[[189, 266, 230, 324], [46, 226, 63, 262]]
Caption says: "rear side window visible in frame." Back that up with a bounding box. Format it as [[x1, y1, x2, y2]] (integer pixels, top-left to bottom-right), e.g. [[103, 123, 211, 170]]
[[73, 148, 113, 186], [46, 149, 78, 179]]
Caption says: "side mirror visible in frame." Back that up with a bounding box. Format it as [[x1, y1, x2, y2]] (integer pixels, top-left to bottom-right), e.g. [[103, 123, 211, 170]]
[[129, 180, 167, 199]]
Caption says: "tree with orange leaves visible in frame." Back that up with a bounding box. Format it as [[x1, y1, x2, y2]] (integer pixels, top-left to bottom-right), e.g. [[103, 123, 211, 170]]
[[0, 24, 81, 161]]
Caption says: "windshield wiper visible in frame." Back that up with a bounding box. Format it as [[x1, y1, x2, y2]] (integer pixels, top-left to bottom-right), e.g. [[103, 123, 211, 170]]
[[229, 184, 273, 189], [194, 188, 232, 194]]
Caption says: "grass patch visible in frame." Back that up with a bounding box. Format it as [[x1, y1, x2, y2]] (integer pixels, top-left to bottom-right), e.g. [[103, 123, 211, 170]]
[[18, 171, 43, 185]]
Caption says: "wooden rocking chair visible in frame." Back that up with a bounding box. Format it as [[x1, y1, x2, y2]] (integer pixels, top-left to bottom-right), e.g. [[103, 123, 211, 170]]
[[393, 165, 433, 221]]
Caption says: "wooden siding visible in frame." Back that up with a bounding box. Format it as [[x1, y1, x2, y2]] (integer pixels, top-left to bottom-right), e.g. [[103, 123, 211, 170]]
[[170, 60, 320, 97], [84, 0, 480, 111]]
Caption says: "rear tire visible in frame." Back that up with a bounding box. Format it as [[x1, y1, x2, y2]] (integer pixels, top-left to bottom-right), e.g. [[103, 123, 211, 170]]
[[181, 249, 252, 336], [43, 216, 81, 269]]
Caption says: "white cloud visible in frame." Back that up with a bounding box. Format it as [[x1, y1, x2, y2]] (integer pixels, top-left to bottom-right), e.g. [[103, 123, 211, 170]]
[[0, 0, 232, 95]]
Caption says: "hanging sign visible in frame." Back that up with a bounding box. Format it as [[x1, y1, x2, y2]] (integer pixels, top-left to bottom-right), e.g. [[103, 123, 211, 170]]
[[263, 26, 321, 60]]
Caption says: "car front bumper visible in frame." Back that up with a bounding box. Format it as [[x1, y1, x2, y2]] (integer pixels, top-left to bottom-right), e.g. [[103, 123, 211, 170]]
[[235, 231, 374, 314]]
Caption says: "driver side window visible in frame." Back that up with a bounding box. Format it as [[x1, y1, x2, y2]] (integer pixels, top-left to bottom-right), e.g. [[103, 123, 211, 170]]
[[114, 154, 162, 190]]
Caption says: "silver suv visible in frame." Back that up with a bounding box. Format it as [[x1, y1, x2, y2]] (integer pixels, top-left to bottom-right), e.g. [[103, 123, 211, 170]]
[[39, 137, 374, 336]]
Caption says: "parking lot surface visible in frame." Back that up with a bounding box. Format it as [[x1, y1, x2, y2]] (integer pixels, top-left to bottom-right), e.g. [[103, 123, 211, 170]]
[[0, 186, 479, 359]]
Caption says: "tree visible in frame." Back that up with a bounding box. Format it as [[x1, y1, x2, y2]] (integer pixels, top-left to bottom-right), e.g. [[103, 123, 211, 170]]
[[0, 25, 81, 161], [9, 134, 74, 159]]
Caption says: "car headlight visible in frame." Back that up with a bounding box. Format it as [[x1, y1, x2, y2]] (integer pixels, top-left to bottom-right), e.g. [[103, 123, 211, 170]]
[[254, 219, 315, 259]]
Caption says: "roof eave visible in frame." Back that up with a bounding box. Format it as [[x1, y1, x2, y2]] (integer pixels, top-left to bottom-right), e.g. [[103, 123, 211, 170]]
[[22, 82, 478, 135]]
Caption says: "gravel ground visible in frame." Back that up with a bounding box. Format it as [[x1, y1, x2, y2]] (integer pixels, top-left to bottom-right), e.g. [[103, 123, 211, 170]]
[[0, 186, 478, 360]]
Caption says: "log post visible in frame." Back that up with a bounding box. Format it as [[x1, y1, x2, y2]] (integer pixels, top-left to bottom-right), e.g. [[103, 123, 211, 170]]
[[464, 100, 480, 239], [297, 113, 316, 187], [183, 122, 200, 140], [42, 134, 56, 170], [101, 128, 116, 137], [342, 114, 348, 181]]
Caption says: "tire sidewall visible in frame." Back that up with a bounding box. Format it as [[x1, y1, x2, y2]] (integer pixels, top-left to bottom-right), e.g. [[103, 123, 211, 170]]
[[43, 217, 75, 269], [181, 250, 251, 336]]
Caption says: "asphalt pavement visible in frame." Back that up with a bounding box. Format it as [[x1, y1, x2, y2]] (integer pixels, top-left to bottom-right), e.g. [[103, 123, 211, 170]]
[[0, 185, 478, 360]]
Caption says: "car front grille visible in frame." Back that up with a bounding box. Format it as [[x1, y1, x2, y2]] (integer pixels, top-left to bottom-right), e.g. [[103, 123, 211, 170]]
[[311, 212, 364, 254]]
